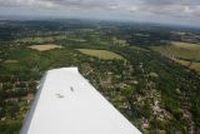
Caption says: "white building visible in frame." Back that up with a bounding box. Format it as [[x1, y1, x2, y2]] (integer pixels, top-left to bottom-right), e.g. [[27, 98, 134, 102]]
[[21, 67, 141, 134]]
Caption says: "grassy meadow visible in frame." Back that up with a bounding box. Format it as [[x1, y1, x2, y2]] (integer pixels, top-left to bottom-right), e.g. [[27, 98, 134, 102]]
[[77, 49, 126, 61], [151, 41, 200, 72]]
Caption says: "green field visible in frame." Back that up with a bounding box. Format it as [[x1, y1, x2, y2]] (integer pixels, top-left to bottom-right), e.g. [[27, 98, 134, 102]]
[[151, 41, 200, 72], [77, 49, 125, 61], [152, 41, 200, 60], [0, 20, 200, 133]]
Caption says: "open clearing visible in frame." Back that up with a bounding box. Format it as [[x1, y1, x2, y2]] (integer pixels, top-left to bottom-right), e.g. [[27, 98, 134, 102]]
[[4, 60, 18, 64], [77, 49, 125, 60], [151, 41, 200, 72], [173, 58, 200, 72], [28, 44, 63, 51], [151, 41, 200, 61]]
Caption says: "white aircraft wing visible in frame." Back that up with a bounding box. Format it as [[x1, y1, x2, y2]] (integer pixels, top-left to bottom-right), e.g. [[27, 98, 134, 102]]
[[21, 67, 141, 134]]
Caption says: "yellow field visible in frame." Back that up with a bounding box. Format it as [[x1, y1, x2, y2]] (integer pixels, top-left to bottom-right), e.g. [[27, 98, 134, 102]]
[[189, 62, 200, 72], [172, 41, 200, 50], [77, 49, 125, 60], [28, 44, 63, 51], [151, 41, 200, 72], [151, 41, 200, 60], [173, 58, 200, 72], [4, 60, 18, 64]]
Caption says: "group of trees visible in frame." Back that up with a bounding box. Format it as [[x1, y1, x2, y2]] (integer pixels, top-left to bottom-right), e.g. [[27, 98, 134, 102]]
[[0, 19, 199, 133]]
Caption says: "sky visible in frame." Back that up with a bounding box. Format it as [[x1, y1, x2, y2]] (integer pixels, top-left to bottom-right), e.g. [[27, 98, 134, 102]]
[[0, 0, 200, 27]]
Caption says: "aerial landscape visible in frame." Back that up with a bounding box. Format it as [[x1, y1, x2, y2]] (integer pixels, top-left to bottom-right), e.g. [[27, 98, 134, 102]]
[[0, 0, 200, 134]]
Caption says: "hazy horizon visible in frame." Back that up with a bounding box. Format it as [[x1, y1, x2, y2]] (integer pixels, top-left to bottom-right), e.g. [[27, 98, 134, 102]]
[[0, 0, 200, 27]]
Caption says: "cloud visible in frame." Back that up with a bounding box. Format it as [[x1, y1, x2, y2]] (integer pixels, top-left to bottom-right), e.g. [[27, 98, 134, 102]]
[[0, 0, 56, 8], [0, 0, 199, 26], [141, 0, 200, 6]]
